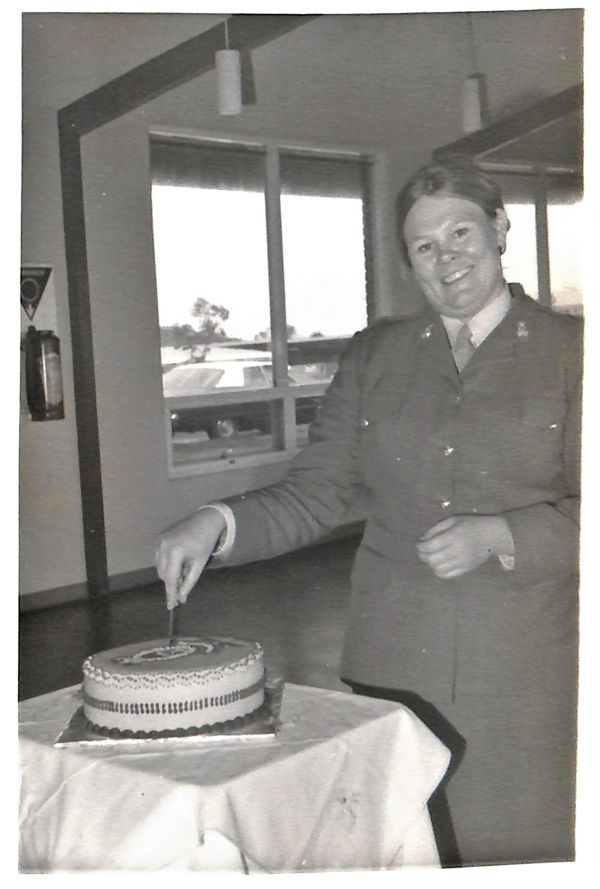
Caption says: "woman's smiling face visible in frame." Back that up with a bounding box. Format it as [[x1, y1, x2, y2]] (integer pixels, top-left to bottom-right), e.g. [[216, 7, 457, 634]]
[[403, 194, 509, 319]]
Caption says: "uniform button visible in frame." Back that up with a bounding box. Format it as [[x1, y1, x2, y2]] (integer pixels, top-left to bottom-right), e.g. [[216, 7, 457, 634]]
[[360, 417, 370, 427], [440, 499, 452, 509], [455, 395, 462, 404], [443, 446, 454, 456]]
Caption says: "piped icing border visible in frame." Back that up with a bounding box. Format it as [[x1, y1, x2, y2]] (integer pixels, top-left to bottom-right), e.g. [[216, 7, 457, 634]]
[[83, 644, 263, 689], [84, 696, 271, 740], [82, 674, 266, 715]]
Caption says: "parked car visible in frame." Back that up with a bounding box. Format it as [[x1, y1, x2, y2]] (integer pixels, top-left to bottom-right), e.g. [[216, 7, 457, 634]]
[[162, 360, 331, 438]]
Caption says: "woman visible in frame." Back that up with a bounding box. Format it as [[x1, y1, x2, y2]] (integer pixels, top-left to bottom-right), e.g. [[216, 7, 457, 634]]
[[156, 160, 582, 868]]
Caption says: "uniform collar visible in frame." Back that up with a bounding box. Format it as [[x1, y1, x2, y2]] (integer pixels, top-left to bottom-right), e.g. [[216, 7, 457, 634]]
[[440, 285, 512, 349]]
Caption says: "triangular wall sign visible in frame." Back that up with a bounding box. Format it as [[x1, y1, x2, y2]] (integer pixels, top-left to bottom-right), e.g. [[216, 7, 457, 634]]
[[21, 267, 52, 320]]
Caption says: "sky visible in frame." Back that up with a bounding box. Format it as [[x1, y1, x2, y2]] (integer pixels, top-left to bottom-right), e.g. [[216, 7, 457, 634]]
[[152, 187, 368, 342]]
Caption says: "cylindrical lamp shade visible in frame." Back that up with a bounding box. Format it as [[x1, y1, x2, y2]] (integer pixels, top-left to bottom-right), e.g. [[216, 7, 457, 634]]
[[216, 49, 242, 116], [460, 74, 486, 133]]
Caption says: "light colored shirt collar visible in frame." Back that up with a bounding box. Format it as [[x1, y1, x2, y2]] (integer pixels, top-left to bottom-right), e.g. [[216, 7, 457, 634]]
[[441, 285, 512, 349]]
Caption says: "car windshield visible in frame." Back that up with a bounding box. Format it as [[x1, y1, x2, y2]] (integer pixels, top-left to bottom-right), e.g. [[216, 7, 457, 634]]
[[163, 365, 225, 394]]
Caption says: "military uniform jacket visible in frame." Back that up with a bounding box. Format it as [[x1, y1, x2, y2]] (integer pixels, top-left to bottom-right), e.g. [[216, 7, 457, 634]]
[[222, 288, 582, 705]]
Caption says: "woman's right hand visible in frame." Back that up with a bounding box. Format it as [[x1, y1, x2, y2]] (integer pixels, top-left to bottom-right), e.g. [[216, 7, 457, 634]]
[[155, 508, 227, 610]]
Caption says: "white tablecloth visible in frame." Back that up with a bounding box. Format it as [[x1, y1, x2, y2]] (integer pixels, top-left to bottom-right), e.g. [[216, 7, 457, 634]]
[[19, 683, 450, 873]]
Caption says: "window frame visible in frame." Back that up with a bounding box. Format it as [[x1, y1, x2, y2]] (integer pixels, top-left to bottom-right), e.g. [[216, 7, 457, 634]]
[[477, 161, 583, 311], [149, 127, 380, 477]]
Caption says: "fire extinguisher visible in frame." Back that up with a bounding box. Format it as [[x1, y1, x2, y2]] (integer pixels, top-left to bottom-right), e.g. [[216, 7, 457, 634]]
[[23, 326, 65, 421]]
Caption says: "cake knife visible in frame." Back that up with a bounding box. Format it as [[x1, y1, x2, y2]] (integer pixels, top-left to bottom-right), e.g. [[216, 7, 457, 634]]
[[168, 603, 180, 647]]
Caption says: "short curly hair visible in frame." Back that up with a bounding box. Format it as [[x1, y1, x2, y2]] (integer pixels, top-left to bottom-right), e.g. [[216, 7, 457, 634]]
[[396, 157, 509, 265]]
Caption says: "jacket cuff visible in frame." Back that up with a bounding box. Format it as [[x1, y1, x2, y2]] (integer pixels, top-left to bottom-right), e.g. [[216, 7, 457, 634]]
[[195, 503, 236, 561]]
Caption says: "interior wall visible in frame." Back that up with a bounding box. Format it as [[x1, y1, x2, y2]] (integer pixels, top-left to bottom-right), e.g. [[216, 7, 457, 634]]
[[20, 10, 583, 595], [19, 13, 227, 596]]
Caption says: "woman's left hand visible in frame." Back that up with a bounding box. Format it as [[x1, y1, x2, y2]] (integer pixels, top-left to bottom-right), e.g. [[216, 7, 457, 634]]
[[416, 515, 514, 580]]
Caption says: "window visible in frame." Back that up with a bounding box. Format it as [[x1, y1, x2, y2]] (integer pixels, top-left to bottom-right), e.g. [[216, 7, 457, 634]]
[[491, 171, 583, 316], [150, 136, 372, 472]]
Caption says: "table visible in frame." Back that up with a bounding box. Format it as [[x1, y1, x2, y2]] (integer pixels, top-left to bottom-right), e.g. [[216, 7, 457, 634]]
[[19, 683, 451, 873]]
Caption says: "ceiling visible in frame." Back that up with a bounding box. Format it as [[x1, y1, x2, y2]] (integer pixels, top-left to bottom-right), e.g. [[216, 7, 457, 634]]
[[478, 110, 582, 170], [434, 84, 583, 175]]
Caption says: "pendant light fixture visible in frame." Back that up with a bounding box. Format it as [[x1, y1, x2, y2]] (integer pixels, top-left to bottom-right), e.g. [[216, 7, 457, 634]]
[[460, 13, 489, 134], [215, 17, 242, 116]]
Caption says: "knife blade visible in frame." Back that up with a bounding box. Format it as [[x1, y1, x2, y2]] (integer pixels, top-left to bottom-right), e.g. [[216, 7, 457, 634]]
[[168, 605, 180, 647]]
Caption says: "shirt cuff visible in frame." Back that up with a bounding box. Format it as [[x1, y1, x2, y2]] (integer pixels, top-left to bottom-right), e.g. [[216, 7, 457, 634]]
[[498, 554, 515, 571], [195, 503, 236, 560]]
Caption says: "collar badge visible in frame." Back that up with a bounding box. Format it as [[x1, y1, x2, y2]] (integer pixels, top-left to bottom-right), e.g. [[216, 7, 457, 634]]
[[420, 324, 434, 340]]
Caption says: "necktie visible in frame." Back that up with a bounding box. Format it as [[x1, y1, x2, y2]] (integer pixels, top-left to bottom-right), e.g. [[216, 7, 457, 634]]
[[452, 323, 475, 373]]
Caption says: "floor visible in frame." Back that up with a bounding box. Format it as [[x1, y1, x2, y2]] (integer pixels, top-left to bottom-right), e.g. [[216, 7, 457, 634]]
[[18, 535, 360, 701]]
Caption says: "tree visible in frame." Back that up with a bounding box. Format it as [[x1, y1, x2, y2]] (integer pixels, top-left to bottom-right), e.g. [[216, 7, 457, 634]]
[[159, 323, 198, 349], [160, 297, 233, 360], [191, 297, 230, 342]]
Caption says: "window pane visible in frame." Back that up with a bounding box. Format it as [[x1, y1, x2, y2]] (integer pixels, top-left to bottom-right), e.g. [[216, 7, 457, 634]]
[[279, 153, 368, 444], [502, 202, 538, 299], [168, 398, 285, 467], [280, 153, 368, 351], [547, 199, 583, 315], [152, 182, 279, 464], [151, 141, 279, 464], [502, 198, 583, 315], [498, 171, 582, 315], [152, 185, 271, 351], [280, 194, 367, 342]]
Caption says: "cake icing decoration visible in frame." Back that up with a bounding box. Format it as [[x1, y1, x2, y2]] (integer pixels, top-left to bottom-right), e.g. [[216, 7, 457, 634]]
[[81, 635, 266, 737]]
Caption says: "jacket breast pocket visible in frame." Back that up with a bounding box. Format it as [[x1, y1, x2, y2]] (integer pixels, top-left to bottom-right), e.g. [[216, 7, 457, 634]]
[[519, 397, 567, 447], [519, 396, 566, 431], [518, 395, 566, 465]]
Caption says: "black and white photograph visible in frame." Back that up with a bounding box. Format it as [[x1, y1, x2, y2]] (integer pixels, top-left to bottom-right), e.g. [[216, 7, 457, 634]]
[[14, 2, 598, 886]]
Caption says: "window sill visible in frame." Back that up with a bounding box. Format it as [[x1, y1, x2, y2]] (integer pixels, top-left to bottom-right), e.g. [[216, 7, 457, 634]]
[[167, 447, 300, 479]]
